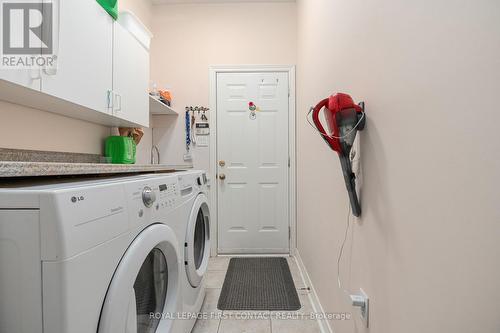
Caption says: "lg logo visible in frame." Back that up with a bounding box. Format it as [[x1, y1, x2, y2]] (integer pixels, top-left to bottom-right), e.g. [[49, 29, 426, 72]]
[[71, 196, 85, 203], [2, 1, 54, 55]]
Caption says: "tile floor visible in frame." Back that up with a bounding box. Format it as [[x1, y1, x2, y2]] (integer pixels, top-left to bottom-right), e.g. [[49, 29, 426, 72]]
[[193, 256, 322, 333]]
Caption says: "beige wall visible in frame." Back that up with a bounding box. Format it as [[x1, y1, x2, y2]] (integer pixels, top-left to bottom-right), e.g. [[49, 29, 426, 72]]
[[0, 0, 152, 156], [296, 0, 500, 332], [0, 101, 110, 154], [150, 2, 297, 167]]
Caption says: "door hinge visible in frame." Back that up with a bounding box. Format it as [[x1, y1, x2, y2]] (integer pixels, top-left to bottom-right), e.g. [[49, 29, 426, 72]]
[[288, 226, 291, 239], [288, 157, 290, 167]]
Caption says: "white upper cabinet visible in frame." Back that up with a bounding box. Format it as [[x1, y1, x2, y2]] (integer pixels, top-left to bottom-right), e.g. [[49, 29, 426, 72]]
[[41, 0, 113, 115], [112, 18, 150, 127], [0, 3, 150, 127]]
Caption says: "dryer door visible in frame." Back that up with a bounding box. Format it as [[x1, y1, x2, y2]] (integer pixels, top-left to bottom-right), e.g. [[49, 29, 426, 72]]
[[98, 224, 180, 333], [185, 194, 210, 287]]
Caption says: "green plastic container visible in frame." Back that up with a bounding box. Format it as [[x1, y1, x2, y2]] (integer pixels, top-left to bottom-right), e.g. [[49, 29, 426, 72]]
[[96, 0, 118, 20], [105, 136, 136, 164]]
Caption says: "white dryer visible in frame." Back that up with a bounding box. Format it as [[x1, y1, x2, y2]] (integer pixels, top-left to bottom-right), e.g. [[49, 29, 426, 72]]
[[0, 174, 184, 333], [173, 170, 211, 333]]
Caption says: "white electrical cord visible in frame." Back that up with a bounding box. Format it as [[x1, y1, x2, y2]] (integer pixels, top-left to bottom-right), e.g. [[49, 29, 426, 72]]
[[306, 106, 366, 140], [336, 139, 361, 297], [337, 202, 352, 296]]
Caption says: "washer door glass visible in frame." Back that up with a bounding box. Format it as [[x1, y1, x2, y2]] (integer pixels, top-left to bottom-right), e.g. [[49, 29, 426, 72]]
[[193, 209, 206, 270], [98, 224, 180, 333], [134, 248, 168, 333]]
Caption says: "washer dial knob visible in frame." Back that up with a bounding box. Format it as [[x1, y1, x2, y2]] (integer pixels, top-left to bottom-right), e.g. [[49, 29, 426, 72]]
[[142, 186, 156, 207]]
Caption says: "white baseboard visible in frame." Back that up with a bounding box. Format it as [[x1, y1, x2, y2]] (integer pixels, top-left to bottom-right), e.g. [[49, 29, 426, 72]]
[[293, 250, 334, 333]]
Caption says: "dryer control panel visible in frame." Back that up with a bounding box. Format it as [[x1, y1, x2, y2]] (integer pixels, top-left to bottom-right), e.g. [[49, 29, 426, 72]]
[[157, 181, 179, 210], [124, 176, 180, 229]]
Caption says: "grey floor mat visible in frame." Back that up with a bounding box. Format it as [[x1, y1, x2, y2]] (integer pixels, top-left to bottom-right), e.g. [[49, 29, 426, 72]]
[[217, 257, 301, 311]]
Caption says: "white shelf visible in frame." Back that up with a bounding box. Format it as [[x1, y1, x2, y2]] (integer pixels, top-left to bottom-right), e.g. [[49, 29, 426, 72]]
[[0, 79, 143, 128], [149, 95, 178, 115]]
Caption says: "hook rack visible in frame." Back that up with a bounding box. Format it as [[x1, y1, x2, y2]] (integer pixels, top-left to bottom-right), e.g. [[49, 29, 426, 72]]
[[185, 106, 210, 113], [186, 106, 209, 122]]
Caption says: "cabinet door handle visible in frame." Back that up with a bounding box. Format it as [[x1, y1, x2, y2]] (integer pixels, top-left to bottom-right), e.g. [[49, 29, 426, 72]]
[[115, 94, 122, 112], [107, 90, 113, 110]]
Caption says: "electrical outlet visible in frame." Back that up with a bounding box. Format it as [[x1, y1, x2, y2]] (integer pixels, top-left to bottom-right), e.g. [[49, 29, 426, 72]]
[[359, 288, 369, 327], [350, 288, 369, 327]]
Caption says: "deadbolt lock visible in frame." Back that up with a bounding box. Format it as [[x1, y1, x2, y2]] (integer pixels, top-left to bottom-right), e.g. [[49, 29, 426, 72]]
[[219, 160, 226, 167]]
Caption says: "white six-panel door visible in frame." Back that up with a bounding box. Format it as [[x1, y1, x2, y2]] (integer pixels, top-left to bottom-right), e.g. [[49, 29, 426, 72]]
[[217, 72, 289, 254]]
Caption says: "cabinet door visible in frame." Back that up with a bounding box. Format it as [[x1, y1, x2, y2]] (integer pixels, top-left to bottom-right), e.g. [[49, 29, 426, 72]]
[[41, 0, 113, 114], [0, 0, 42, 91], [112, 22, 149, 127]]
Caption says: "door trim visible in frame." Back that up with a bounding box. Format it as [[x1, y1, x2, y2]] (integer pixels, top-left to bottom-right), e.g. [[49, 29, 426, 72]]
[[208, 65, 296, 256]]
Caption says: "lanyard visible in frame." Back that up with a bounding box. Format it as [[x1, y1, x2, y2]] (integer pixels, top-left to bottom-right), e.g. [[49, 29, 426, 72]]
[[185, 111, 191, 150]]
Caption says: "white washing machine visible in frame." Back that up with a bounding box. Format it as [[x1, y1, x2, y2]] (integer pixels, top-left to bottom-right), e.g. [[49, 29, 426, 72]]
[[0, 174, 185, 333], [172, 170, 211, 333]]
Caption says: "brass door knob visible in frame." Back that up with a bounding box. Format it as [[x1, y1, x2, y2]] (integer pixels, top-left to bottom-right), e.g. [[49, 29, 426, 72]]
[[219, 173, 226, 180]]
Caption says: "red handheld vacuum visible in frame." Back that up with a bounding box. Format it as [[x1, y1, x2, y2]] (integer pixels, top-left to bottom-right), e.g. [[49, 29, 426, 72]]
[[309, 93, 366, 217]]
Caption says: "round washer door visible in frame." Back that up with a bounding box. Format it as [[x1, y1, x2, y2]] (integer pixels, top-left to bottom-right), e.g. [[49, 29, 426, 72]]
[[185, 194, 210, 287], [98, 224, 180, 333]]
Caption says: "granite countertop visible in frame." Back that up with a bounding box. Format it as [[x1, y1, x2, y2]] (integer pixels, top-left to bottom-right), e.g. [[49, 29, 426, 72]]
[[0, 161, 192, 178], [0, 148, 193, 178]]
